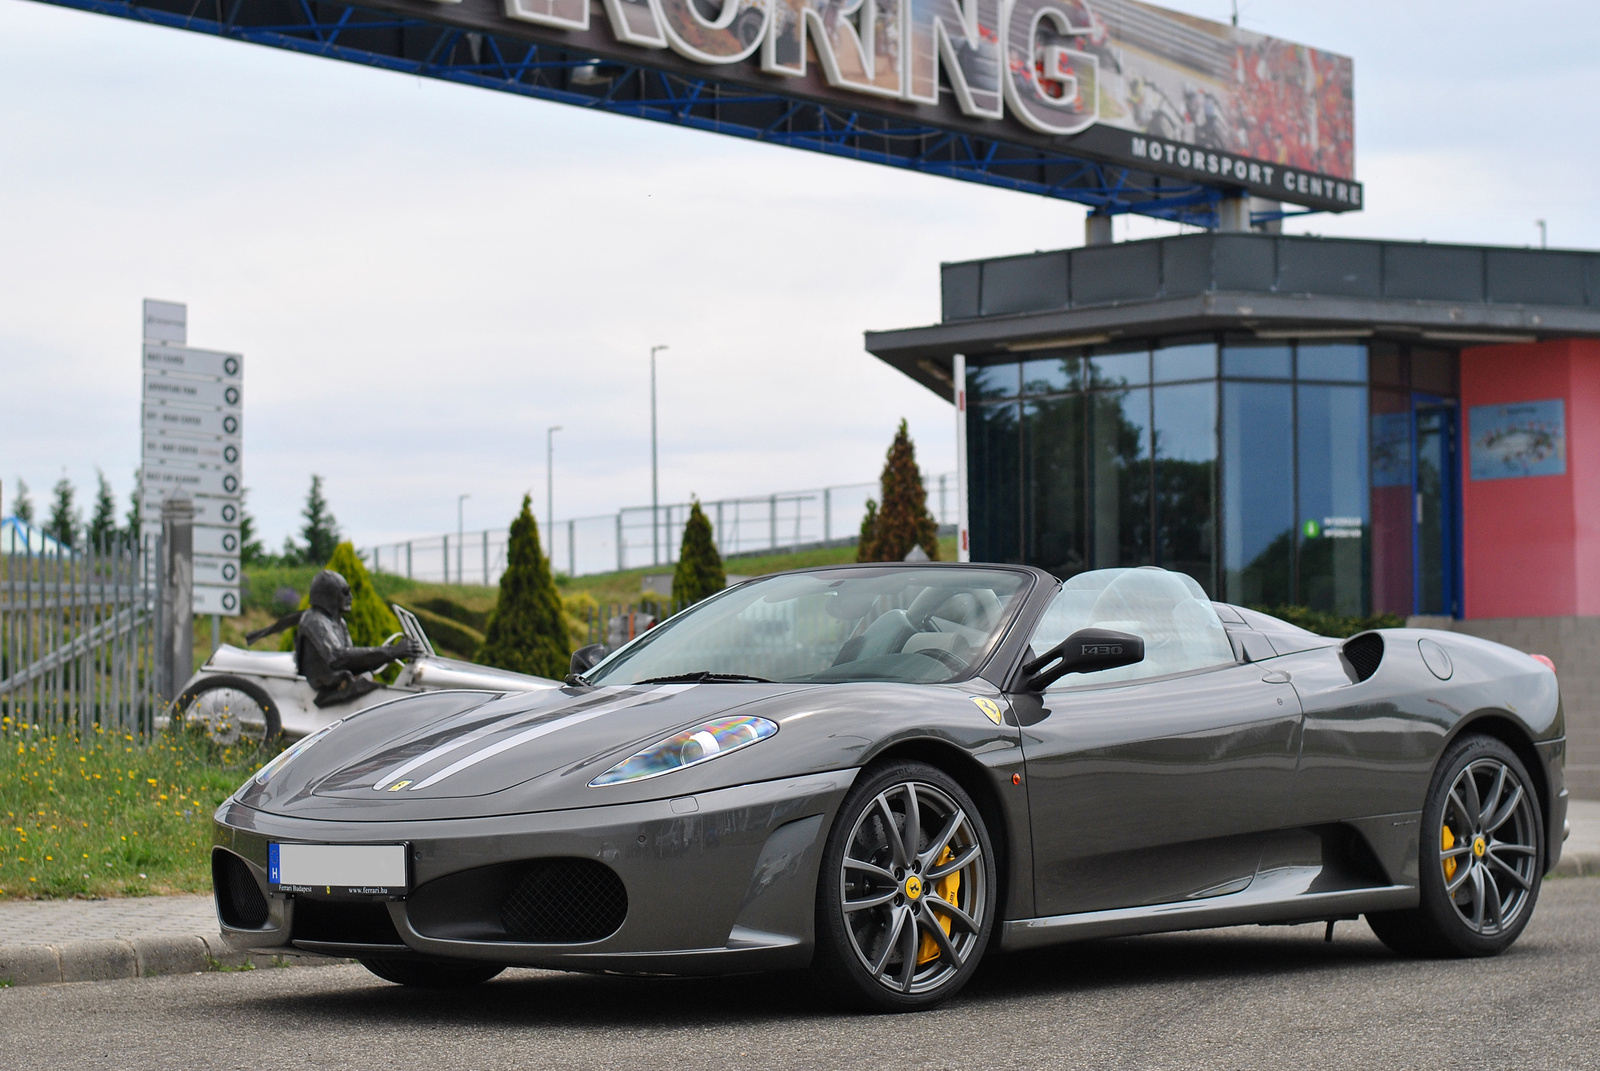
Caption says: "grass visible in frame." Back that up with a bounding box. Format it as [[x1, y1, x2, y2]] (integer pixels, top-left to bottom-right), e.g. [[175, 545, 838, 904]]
[[0, 719, 282, 901]]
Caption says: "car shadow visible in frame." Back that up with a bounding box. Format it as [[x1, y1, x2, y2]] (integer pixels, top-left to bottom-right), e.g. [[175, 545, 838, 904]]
[[227, 926, 1405, 1028]]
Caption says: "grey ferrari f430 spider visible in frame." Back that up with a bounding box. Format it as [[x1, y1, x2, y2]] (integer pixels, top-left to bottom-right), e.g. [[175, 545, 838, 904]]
[[212, 564, 1565, 1010]]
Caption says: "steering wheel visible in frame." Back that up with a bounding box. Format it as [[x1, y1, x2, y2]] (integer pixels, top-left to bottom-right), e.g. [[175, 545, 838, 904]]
[[911, 647, 970, 673]]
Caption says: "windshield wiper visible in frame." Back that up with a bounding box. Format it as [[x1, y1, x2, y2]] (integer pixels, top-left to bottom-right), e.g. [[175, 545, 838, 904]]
[[636, 672, 774, 684]]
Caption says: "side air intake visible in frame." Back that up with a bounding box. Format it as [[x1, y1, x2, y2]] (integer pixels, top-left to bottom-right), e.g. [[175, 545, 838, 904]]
[[1343, 632, 1385, 683], [212, 849, 270, 929]]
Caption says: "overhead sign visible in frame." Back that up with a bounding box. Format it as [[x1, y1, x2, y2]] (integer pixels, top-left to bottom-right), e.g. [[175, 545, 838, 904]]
[[364, 0, 1357, 211], [140, 301, 244, 617]]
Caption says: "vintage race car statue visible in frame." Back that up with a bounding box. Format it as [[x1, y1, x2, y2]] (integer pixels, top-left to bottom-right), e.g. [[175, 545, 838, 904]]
[[175, 604, 560, 742], [211, 564, 1566, 1011]]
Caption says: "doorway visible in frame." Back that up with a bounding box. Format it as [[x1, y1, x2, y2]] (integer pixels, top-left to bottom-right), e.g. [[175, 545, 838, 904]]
[[1412, 398, 1461, 617]]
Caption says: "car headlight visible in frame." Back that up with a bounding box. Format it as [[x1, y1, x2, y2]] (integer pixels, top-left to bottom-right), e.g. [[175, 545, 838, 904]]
[[590, 716, 778, 787], [249, 722, 339, 789]]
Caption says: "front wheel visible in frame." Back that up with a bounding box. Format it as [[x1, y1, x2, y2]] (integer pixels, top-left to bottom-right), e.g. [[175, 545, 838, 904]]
[[1367, 733, 1544, 957], [359, 957, 505, 988], [811, 761, 996, 1012], [173, 675, 282, 746]]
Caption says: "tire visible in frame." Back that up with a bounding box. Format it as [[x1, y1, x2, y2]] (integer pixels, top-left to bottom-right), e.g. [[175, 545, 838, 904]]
[[811, 761, 997, 1012], [173, 675, 282, 746], [358, 957, 506, 988], [1367, 733, 1544, 958]]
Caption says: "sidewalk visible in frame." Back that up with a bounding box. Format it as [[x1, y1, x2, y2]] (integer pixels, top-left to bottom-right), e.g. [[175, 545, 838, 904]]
[[2, 802, 1597, 989]]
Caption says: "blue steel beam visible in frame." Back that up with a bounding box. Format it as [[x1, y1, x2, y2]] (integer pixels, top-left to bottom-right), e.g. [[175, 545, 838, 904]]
[[31, 0, 1244, 227]]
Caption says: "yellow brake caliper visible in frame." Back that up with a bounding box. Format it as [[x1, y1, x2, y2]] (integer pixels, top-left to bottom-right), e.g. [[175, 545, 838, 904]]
[[917, 848, 961, 965], [1442, 824, 1457, 882]]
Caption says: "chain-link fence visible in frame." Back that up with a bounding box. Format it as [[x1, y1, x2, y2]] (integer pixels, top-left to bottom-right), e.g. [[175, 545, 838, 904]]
[[366, 473, 958, 584]]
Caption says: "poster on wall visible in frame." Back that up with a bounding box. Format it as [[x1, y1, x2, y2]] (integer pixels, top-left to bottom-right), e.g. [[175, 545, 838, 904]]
[[1469, 400, 1566, 481]]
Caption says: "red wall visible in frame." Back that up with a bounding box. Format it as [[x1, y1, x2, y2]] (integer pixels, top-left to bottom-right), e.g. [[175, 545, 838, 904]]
[[1461, 339, 1600, 618]]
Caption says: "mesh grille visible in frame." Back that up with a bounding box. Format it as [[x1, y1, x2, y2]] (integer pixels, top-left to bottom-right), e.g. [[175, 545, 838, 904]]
[[1344, 632, 1385, 682], [499, 859, 627, 943], [213, 851, 269, 929]]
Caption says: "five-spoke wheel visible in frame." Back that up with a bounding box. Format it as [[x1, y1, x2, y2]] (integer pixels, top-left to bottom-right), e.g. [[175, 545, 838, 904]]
[[813, 761, 995, 1011], [1368, 733, 1543, 957]]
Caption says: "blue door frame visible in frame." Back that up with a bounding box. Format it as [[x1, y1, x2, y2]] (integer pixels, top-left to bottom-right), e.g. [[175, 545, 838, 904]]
[[1410, 395, 1464, 617]]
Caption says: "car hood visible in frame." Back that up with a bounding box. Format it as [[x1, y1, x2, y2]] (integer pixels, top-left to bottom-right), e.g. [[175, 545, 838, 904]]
[[230, 682, 820, 821]]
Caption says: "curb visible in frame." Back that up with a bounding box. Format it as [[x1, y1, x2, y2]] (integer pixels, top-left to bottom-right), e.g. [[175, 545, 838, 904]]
[[0, 933, 343, 989], [1553, 850, 1600, 878]]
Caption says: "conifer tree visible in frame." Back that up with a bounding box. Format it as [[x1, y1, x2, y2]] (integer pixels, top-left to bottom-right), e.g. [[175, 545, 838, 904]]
[[87, 471, 118, 550], [863, 419, 939, 562], [239, 490, 266, 567], [11, 478, 32, 525], [855, 499, 879, 562], [672, 500, 726, 605], [478, 495, 570, 679], [298, 475, 340, 565], [123, 471, 141, 542], [47, 477, 80, 551]]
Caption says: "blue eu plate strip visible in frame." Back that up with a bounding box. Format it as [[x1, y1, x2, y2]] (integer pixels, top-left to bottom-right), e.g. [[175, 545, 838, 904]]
[[268, 843, 280, 884]]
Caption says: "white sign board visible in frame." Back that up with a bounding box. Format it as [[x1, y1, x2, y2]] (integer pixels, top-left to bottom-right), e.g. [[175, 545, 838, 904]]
[[142, 405, 241, 440], [143, 343, 241, 380], [140, 300, 242, 617], [143, 299, 186, 345]]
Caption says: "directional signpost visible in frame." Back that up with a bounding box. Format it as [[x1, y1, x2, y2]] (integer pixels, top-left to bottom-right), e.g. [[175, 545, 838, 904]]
[[139, 300, 243, 618]]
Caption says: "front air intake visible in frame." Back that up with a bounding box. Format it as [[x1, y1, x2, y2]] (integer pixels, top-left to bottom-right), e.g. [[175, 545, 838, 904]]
[[213, 850, 270, 929], [499, 859, 628, 943], [1344, 632, 1385, 683]]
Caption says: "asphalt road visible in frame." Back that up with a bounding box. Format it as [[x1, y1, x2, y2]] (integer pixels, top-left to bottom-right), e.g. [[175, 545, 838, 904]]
[[4, 878, 1599, 1071]]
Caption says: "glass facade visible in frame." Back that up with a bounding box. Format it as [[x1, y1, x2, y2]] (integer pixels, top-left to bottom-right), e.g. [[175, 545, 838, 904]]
[[967, 337, 1461, 616]]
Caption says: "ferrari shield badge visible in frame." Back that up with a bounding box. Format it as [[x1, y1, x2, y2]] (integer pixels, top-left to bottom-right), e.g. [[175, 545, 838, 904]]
[[970, 697, 1004, 725]]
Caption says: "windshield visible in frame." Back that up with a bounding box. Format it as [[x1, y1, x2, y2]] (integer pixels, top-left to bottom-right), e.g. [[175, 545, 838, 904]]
[[586, 567, 1032, 686]]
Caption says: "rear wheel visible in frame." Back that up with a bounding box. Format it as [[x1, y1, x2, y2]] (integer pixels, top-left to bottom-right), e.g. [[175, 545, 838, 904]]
[[358, 957, 505, 988], [1367, 733, 1543, 957], [811, 761, 996, 1012], [173, 675, 281, 746]]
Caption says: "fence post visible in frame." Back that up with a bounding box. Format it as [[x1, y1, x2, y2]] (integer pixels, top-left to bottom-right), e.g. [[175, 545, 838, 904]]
[[824, 488, 831, 543], [443, 534, 450, 585], [568, 519, 576, 578], [482, 530, 489, 586], [158, 496, 194, 704], [769, 494, 777, 551], [939, 474, 947, 526], [616, 514, 624, 572], [406, 541, 412, 579]]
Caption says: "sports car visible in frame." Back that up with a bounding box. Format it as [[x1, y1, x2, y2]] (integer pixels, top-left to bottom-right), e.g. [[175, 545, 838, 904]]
[[211, 563, 1566, 1011]]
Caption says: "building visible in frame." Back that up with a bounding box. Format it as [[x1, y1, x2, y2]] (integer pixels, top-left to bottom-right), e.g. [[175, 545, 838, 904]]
[[867, 231, 1600, 795]]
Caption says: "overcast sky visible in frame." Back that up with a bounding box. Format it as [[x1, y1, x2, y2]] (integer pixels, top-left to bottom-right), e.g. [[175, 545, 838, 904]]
[[2, 0, 1596, 550]]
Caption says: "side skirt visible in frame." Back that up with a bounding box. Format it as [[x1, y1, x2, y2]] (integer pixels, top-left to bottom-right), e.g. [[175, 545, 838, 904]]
[[1000, 875, 1417, 952]]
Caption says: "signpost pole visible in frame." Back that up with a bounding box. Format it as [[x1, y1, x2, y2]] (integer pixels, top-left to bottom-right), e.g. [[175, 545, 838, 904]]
[[954, 354, 970, 563], [158, 496, 194, 703]]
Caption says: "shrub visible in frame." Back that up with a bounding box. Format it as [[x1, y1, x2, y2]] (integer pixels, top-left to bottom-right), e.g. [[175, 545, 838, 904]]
[[672, 501, 726, 605], [478, 495, 571, 679], [1250, 605, 1406, 638], [855, 499, 878, 563]]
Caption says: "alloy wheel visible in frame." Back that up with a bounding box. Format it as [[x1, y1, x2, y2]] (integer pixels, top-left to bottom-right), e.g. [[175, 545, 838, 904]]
[[1439, 757, 1539, 936], [838, 780, 988, 996]]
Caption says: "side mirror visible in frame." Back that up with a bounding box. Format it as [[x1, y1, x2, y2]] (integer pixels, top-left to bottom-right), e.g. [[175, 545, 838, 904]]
[[1022, 628, 1145, 691], [569, 643, 608, 680]]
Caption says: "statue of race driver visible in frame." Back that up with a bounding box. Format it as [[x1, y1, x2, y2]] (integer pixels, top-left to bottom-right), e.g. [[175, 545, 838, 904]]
[[248, 569, 422, 707]]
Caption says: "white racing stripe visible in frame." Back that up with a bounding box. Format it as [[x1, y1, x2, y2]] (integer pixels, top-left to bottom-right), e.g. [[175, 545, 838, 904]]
[[406, 685, 693, 792], [370, 688, 630, 791]]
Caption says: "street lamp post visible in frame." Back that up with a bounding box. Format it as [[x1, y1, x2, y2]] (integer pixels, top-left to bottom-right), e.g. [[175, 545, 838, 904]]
[[456, 493, 469, 585], [650, 343, 668, 565], [547, 425, 562, 552]]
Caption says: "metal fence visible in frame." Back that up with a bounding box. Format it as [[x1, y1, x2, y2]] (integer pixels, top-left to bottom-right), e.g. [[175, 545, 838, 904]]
[[366, 472, 958, 585], [0, 541, 159, 739]]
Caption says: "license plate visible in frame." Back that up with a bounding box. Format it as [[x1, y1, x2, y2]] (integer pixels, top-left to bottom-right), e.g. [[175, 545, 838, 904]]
[[268, 843, 408, 897]]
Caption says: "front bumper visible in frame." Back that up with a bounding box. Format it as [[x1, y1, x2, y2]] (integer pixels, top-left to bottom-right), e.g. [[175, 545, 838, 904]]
[[211, 770, 855, 975]]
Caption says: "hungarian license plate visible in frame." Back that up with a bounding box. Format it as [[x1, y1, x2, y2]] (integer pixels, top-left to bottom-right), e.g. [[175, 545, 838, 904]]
[[268, 843, 408, 897]]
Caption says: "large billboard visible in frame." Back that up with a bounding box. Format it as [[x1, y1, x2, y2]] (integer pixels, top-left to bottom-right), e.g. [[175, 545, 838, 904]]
[[345, 0, 1359, 211]]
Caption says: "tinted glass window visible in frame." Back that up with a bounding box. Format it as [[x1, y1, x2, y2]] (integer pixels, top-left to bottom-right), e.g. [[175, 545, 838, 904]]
[[1369, 389, 1413, 617], [1089, 387, 1151, 568], [1298, 384, 1370, 615], [1024, 395, 1087, 577], [1023, 354, 1080, 395], [1087, 348, 1150, 387], [968, 402, 1021, 563], [1222, 341, 1291, 379], [969, 362, 1019, 402], [1223, 382, 1294, 605], [1153, 382, 1217, 594], [1026, 568, 1234, 686], [1298, 343, 1367, 383], [1154, 340, 1218, 382]]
